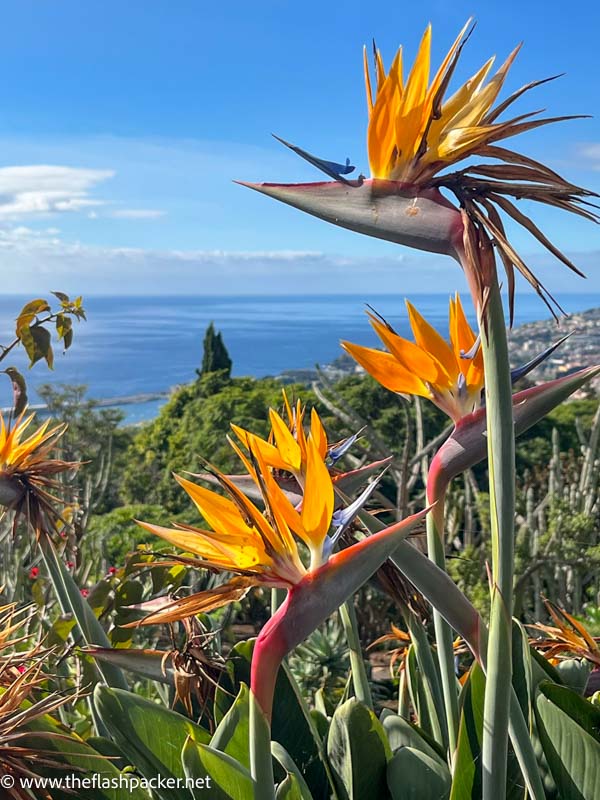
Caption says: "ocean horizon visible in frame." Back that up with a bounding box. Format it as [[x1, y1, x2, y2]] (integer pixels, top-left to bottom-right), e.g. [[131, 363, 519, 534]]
[[2, 292, 599, 424]]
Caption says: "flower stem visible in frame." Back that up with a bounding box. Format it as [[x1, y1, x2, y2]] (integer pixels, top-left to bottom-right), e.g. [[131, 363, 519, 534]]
[[249, 691, 276, 800], [250, 602, 289, 797], [270, 587, 285, 614], [339, 598, 373, 709], [398, 667, 410, 718], [251, 596, 290, 723], [479, 280, 515, 800], [424, 501, 459, 761]]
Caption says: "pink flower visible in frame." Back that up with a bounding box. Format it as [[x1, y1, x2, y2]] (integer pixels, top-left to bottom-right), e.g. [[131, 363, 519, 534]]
[[29, 567, 39, 580], [80, 588, 89, 598]]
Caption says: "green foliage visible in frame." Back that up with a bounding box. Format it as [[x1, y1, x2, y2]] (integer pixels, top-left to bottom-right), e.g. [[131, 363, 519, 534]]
[[327, 698, 391, 800], [182, 737, 254, 800], [94, 684, 211, 800], [387, 747, 451, 800], [215, 640, 330, 800], [288, 618, 350, 705], [0, 291, 85, 413], [199, 321, 232, 377], [17, 711, 150, 800], [515, 399, 599, 471], [446, 545, 491, 618], [36, 382, 134, 514], [535, 681, 600, 799], [88, 503, 172, 566]]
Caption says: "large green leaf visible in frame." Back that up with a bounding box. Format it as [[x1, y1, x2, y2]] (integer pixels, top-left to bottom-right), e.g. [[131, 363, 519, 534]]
[[211, 683, 251, 770], [387, 747, 451, 800], [94, 685, 210, 800], [404, 612, 447, 748], [271, 742, 313, 800], [276, 773, 308, 800], [17, 711, 150, 800], [450, 663, 485, 800], [535, 681, 600, 799], [538, 682, 600, 741], [215, 640, 329, 799], [381, 711, 445, 763], [404, 645, 435, 740], [85, 647, 175, 684], [326, 698, 391, 800], [556, 659, 592, 696], [181, 737, 254, 800], [450, 661, 533, 800]]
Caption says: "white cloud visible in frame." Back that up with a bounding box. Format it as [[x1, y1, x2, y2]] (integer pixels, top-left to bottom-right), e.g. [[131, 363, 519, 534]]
[[576, 143, 600, 170], [0, 227, 445, 294], [109, 208, 166, 219], [1, 226, 595, 297], [0, 165, 114, 218]]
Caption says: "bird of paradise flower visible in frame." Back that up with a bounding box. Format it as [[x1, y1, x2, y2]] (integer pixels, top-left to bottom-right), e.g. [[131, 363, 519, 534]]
[[241, 20, 597, 320]]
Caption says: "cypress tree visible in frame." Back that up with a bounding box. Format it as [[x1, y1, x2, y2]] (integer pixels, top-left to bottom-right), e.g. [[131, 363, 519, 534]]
[[199, 322, 232, 377]]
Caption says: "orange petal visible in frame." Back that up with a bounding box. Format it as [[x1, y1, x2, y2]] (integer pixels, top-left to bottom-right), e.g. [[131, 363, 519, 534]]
[[393, 25, 432, 167], [405, 300, 458, 381], [301, 437, 334, 549], [175, 474, 257, 540], [341, 341, 431, 398], [231, 423, 290, 471], [310, 408, 328, 460], [269, 408, 302, 472], [369, 315, 442, 384], [135, 520, 264, 570]]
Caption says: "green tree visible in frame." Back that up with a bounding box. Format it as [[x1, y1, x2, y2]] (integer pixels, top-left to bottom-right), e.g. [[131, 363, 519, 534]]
[[35, 383, 133, 515], [198, 321, 232, 377]]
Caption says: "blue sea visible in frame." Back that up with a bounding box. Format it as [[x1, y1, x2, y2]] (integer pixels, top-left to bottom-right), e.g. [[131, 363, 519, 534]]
[[1, 293, 598, 424]]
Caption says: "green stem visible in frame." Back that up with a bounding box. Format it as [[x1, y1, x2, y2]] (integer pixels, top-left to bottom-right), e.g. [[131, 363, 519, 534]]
[[339, 598, 373, 709], [479, 280, 515, 800], [404, 606, 447, 748], [249, 691, 276, 800], [270, 587, 285, 615], [424, 502, 459, 761]]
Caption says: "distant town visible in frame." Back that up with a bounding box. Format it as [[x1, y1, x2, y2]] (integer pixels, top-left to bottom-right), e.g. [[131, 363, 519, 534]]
[[280, 306, 600, 393], [507, 306, 600, 387]]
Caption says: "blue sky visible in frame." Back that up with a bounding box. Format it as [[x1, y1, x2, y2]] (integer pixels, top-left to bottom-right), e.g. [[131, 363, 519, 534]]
[[1, 0, 598, 298]]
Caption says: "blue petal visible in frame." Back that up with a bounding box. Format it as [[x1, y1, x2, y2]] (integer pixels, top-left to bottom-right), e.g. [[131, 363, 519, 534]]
[[460, 334, 481, 361], [328, 429, 364, 464], [511, 333, 573, 385], [323, 473, 385, 560], [273, 134, 356, 184]]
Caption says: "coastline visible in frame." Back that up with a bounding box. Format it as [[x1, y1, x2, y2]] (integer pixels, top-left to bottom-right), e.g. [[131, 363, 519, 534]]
[[11, 303, 599, 425]]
